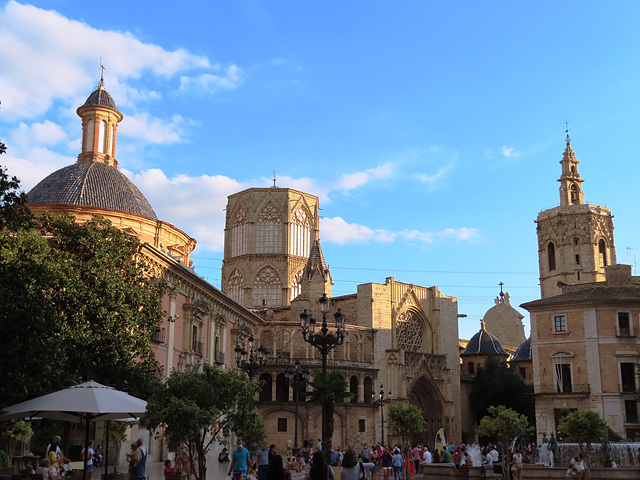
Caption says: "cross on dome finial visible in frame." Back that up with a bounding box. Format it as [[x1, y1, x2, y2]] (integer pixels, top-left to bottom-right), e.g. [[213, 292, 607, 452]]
[[99, 58, 105, 87], [565, 119, 571, 145], [499, 281, 505, 297]]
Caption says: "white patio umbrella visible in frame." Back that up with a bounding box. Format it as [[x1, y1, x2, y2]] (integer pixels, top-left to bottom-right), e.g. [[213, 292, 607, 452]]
[[0, 380, 147, 480]]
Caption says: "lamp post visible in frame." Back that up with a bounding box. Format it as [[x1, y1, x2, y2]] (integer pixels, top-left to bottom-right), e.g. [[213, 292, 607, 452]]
[[234, 335, 269, 379], [374, 385, 392, 446], [300, 293, 346, 458], [284, 360, 311, 456]]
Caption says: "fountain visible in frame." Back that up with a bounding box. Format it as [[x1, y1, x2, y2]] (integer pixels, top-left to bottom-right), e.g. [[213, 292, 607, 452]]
[[466, 444, 483, 466], [545, 442, 640, 467]]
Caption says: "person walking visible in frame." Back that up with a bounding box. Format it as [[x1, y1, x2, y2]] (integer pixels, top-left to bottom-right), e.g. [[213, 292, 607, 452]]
[[130, 438, 147, 480], [391, 449, 403, 480], [229, 439, 252, 480]]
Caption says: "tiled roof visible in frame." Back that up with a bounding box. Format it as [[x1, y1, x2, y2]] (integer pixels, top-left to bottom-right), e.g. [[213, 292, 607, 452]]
[[461, 328, 508, 356], [511, 338, 531, 362], [82, 86, 119, 110], [521, 286, 640, 309], [27, 161, 156, 219]]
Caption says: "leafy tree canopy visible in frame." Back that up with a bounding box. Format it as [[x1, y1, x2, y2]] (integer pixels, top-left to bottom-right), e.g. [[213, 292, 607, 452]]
[[559, 409, 608, 447], [477, 405, 530, 444], [142, 364, 262, 480], [387, 402, 426, 449], [0, 165, 167, 408], [469, 354, 534, 422]]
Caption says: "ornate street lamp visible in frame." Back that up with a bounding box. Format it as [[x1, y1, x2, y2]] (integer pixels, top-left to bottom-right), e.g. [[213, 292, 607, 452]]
[[300, 293, 346, 458], [284, 360, 311, 456], [374, 385, 392, 446], [234, 335, 269, 379]]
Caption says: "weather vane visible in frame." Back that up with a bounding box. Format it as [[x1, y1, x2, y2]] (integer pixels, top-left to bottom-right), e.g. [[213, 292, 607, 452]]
[[99, 58, 105, 86], [565, 119, 571, 144]]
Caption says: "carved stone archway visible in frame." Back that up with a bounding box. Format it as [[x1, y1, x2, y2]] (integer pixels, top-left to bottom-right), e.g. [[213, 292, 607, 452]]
[[407, 374, 444, 449]]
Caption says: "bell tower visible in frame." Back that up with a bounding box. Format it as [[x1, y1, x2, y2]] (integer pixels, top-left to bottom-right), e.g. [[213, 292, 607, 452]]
[[536, 133, 616, 298]]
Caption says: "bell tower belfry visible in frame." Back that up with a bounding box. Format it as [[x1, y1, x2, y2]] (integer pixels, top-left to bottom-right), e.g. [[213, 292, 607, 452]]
[[536, 133, 617, 298]]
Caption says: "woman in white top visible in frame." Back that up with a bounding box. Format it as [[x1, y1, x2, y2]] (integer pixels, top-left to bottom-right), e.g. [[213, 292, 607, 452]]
[[340, 449, 376, 480]]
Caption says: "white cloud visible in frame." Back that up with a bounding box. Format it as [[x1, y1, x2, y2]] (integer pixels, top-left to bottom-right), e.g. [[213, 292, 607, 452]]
[[0, 1, 216, 120], [415, 165, 452, 185], [120, 114, 185, 145], [501, 146, 522, 158], [321, 217, 480, 245], [179, 65, 242, 94], [11, 121, 68, 147], [122, 168, 248, 252], [334, 162, 396, 191]]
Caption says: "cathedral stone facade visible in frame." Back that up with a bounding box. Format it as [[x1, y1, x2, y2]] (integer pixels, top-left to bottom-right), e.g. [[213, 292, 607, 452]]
[[222, 189, 462, 450]]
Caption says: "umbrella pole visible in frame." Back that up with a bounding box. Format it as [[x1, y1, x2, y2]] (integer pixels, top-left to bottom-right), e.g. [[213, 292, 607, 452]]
[[105, 421, 110, 476], [83, 416, 90, 480]]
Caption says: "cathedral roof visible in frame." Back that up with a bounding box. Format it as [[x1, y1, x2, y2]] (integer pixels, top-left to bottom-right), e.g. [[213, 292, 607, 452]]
[[461, 321, 508, 356], [81, 84, 119, 111], [27, 161, 157, 219], [521, 286, 640, 309], [511, 337, 531, 362]]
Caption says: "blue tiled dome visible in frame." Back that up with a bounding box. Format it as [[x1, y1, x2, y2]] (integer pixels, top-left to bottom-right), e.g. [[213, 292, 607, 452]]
[[27, 161, 156, 219], [461, 324, 508, 356], [511, 337, 531, 362]]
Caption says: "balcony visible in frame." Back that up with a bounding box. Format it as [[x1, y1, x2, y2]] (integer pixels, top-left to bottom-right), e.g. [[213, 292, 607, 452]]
[[192, 340, 203, 354], [536, 383, 590, 395], [150, 328, 166, 343]]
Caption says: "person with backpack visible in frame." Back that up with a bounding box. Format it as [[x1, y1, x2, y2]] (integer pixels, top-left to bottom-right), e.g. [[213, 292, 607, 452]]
[[391, 449, 403, 480], [340, 449, 376, 480]]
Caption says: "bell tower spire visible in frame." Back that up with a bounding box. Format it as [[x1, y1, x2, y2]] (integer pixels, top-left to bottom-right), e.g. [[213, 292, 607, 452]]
[[76, 67, 123, 169], [558, 122, 585, 207]]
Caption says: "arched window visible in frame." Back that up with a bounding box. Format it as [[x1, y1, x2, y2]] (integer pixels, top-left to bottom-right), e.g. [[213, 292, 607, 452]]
[[599, 239, 608, 267], [98, 120, 107, 154], [259, 373, 273, 401], [363, 377, 373, 404], [350, 376, 359, 403], [85, 119, 94, 152], [110, 125, 116, 156], [275, 373, 289, 401], [570, 184, 579, 204], [231, 208, 248, 257], [253, 266, 282, 307], [256, 203, 282, 254], [227, 269, 244, 305], [548, 242, 556, 271], [291, 269, 303, 302], [290, 208, 312, 257]]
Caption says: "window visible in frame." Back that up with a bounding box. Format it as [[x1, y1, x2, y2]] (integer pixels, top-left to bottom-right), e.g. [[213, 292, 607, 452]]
[[555, 363, 572, 393], [621, 363, 636, 392], [554, 315, 567, 333], [573, 237, 580, 246], [519, 367, 526, 379], [625, 400, 639, 423], [256, 203, 282, 253], [290, 208, 312, 257], [359, 419, 366, 433], [275, 373, 289, 401], [277, 418, 287, 432], [85, 119, 94, 151], [252, 266, 282, 307], [570, 183, 579, 204], [350, 376, 359, 403], [468, 362, 475, 374], [231, 208, 248, 257], [291, 270, 303, 302], [363, 377, 373, 404], [575, 254, 580, 265], [259, 373, 273, 402], [599, 239, 608, 267], [227, 269, 245, 305], [548, 243, 556, 271], [618, 312, 632, 336], [98, 120, 107, 153]]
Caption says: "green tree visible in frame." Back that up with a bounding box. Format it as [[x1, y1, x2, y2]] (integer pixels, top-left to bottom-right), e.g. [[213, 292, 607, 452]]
[[386, 402, 426, 449], [478, 405, 531, 479], [0, 166, 167, 407], [0, 420, 33, 465], [305, 371, 353, 458], [469, 355, 534, 422], [142, 364, 262, 480], [559, 409, 608, 465]]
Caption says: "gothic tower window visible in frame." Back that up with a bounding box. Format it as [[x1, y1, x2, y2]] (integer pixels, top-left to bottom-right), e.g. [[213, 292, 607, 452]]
[[231, 208, 248, 257], [227, 269, 245, 305], [290, 207, 312, 257], [256, 203, 283, 254], [548, 242, 556, 271], [291, 269, 303, 301], [252, 266, 282, 307], [350, 376, 359, 403], [599, 239, 608, 267], [85, 119, 94, 151], [363, 377, 373, 404]]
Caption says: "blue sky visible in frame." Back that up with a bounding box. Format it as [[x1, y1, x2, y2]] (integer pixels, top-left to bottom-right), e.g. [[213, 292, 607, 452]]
[[3, 1, 640, 341]]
